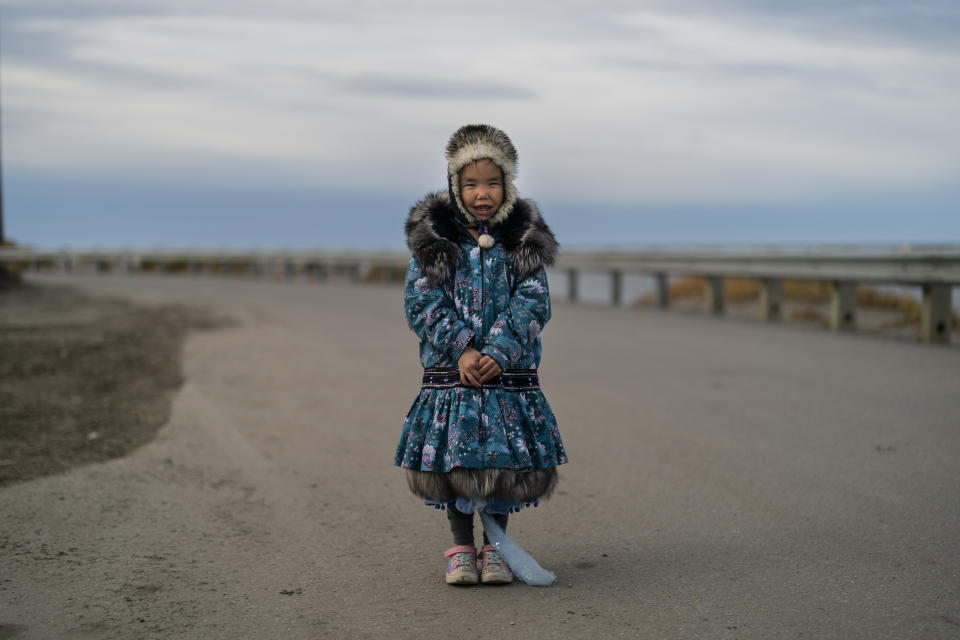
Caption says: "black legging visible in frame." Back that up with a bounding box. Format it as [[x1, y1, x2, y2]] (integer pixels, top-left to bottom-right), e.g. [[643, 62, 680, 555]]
[[447, 504, 508, 546]]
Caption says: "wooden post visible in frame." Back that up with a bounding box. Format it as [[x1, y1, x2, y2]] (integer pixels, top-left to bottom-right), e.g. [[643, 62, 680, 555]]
[[610, 270, 622, 307], [830, 281, 857, 332], [705, 276, 724, 315], [921, 283, 952, 344], [655, 273, 669, 309], [567, 268, 578, 303], [759, 278, 783, 322]]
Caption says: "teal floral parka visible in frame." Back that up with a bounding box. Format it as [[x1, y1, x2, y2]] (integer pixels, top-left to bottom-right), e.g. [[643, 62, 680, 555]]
[[394, 191, 568, 504]]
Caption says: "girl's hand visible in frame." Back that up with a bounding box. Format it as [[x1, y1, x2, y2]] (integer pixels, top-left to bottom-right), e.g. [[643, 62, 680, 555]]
[[458, 347, 483, 388], [477, 355, 502, 383]]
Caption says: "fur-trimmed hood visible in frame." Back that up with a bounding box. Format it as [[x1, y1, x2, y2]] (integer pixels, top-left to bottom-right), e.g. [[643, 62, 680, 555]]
[[405, 191, 559, 287], [446, 124, 518, 227]]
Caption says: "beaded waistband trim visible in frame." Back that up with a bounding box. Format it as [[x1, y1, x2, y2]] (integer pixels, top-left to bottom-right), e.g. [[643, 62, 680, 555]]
[[421, 367, 539, 391]]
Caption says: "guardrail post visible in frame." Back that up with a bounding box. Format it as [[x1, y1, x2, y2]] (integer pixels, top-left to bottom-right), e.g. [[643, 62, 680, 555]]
[[830, 281, 857, 332], [567, 268, 578, 303], [610, 270, 622, 306], [705, 276, 724, 315], [655, 273, 669, 309], [921, 283, 952, 344], [760, 278, 783, 322]]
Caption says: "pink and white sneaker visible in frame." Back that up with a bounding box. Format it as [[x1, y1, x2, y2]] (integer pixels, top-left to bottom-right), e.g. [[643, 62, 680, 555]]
[[479, 544, 513, 584], [444, 545, 478, 585]]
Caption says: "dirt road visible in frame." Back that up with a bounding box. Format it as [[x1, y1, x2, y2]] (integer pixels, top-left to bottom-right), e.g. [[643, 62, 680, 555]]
[[3, 273, 959, 639]]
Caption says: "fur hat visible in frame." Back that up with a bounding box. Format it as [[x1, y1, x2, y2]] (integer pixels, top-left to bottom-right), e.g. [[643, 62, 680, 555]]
[[446, 124, 518, 229]]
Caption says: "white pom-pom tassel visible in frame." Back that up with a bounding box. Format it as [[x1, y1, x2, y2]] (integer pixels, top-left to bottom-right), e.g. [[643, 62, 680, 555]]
[[478, 234, 495, 249]]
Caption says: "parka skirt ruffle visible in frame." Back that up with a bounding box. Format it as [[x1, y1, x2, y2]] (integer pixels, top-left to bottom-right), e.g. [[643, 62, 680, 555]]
[[394, 385, 567, 504]]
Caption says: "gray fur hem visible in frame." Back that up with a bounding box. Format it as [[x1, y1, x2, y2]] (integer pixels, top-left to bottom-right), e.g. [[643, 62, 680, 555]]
[[404, 467, 558, 504]]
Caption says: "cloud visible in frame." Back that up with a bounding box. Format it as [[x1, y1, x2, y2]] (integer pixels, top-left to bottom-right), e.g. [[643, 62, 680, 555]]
[[2, 1, 959, 205], [337, 75, 536, 100]]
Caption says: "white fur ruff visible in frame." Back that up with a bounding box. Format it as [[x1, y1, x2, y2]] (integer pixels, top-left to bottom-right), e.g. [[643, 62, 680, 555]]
[[448, 141, 518, 227], [448, 142, 515, 178]]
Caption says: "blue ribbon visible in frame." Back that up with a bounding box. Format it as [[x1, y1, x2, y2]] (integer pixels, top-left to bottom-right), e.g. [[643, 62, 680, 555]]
[[456, 497, 557, 587]]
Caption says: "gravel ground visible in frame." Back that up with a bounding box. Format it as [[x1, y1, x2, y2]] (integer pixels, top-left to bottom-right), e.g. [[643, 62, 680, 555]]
[[1, 273, 959, 640], [0, 283, 226, 486]]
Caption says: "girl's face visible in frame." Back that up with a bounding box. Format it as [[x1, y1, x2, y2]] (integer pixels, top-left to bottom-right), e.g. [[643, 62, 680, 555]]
[[459, 159, 503, 220]]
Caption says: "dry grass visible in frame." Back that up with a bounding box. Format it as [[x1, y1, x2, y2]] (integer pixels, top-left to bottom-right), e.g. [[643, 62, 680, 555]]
[[787, 306, 830, 328], [363, 264, 405, 283], [785, 280, 833, 303], [159, 260, 192, 274], [640, 277, 833, 304], [857, 287, 924, 323], [637, 276, 957, 327]]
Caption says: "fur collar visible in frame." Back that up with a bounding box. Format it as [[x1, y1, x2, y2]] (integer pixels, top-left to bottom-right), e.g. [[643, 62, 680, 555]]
[[405, 191, 558, 287]]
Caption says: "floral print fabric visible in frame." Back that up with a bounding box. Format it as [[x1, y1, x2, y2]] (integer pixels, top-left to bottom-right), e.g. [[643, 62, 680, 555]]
[[395, 235, 567, 473]]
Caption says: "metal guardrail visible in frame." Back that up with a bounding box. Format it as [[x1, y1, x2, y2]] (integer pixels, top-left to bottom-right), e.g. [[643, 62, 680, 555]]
[[554, 249, 959, 344], [555, 249, 960, 284], [2, 247, 957, 344]]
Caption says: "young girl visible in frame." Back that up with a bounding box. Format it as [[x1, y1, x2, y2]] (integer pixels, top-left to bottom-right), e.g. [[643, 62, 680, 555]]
[[394, 124, 567, 585]]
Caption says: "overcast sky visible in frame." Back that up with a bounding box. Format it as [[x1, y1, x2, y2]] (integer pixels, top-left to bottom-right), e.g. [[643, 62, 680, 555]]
[[3, 0, 959, 248]]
